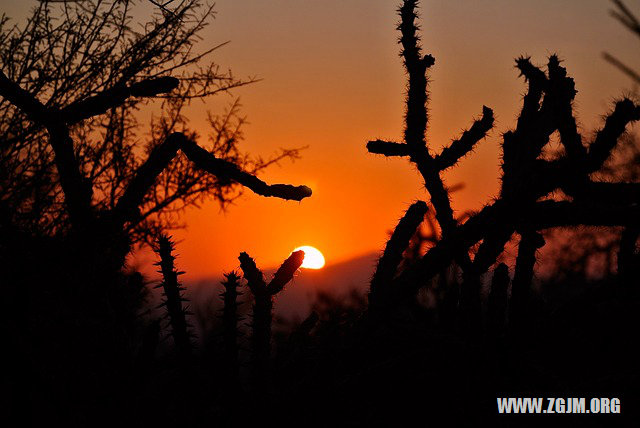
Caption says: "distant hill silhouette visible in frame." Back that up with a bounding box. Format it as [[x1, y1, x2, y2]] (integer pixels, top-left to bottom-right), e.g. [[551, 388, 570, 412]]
[[189, 252, 379, 320]]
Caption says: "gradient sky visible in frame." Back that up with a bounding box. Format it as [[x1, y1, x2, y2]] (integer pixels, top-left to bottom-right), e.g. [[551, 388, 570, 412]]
[[4, 0, 640, 280]]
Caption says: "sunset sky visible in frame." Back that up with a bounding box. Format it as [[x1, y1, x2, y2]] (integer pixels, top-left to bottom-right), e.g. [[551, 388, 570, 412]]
[[5, 0, 640, 280]]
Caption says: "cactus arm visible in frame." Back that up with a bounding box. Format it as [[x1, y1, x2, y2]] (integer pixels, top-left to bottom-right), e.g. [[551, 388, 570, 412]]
[[514, 56, 547, 123], [267, 250, 304, 295], [394, 198, 640, 301], [398, 0, 433, 150], [546, 57, 588, 160], [369, 201, 427, 303], [587, 99, 640, 172], [433, 106, 494, 171], [238, 252, 267, 296]]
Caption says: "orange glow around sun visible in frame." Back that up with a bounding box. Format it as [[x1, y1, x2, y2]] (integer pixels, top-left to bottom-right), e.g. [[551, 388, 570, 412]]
[[294, 246, 326, 269]]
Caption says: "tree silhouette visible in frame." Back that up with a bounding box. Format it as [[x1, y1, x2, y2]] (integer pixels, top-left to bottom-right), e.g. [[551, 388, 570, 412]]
[[0, 4, 311, 422], [0, 0, 311, 261]]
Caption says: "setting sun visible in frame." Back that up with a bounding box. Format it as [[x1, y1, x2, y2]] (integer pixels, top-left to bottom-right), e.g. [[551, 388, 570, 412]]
[[293, 246, 326, 269]]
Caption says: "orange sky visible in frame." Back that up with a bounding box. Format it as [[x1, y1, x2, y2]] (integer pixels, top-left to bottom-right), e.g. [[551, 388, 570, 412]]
[[4, 0, 640, 280], [155, 0, 639, 281]]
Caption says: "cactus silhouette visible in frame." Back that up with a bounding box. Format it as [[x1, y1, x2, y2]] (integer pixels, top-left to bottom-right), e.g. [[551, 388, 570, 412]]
[[367, 0, 493, 316], [154, 234, 193, 358], [366, 0, 640, 336], [239, 250, 305, 393], [510, 230, 545, 327], [220, 271, 242, 387], [369, 200, 428, 309]]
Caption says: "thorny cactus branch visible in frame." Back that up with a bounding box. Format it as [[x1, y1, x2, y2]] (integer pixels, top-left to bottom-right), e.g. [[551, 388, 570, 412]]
[[515, 56, 548, 86], [397, 1, 456, 236], [503, 58, 567, 189], [508, 57, 574, 164], [370, 201, 428, 304], [238, 252, 267, 297], [365, 3, 494, 283], [472, 59, 637, 294], [404, 201, 615, 312], [433, 106, 494, 170], [546, 56, 578, 116], [554, 99, 640, 197], [155, 234, 193, 358], [364, 2, 640, 336], [239, 249, 305, 300], [415, 161, 459, 235], [586, 98, 640, 172], [546, 56, 587, 160], [268, 250, 305, 295], [515, 56, 547, 122], [395, 1, 494, 245], [555, 100, 587, 160], [393, 199, 640, 303], [367, 0, 494, 328], [398, 0, 434, 150], [238, 250, 305, 393], [472, 90, 636, 271]]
